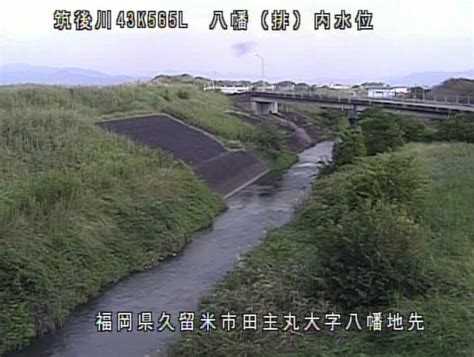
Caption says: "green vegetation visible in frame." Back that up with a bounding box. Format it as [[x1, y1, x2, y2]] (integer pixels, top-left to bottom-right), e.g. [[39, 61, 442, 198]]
[[0, 84, 253, 142], [358, 109, 405, 155], [325, 109, 438, 173], [430, 78, 474, 98], [253, 121, 298, 171], [171, 142, 474, 356], [4, 80, 471, 356], [394, 115, 436, 142], [284, 103, 350, 137], [0, 85, 231, 354], [176, 88, 191, 100], [0, 82, 302, 354], [434, 114, 474, 143], [171, 107, 474, 356], [303, 154, 429, 309], [357, 110, 474, 153], [324, 128, 366, 173], [0, 83, 300, 173]]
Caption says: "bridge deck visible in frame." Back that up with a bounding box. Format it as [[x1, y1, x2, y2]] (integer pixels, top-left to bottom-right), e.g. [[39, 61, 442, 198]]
[[243, 91, 474, 115]]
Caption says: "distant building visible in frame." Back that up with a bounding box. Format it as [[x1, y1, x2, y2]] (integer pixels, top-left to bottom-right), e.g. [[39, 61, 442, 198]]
[[203, 85, 250, 94], [367, 86, 396, 98], [275, 81, 296, 91], [295, 83, 311, 91], [329, 83, 351, 90], [252, 81, 275, 91], [392, 86, 410, 96], [361, 82, 386, 89], [366, 85, 411, 98]]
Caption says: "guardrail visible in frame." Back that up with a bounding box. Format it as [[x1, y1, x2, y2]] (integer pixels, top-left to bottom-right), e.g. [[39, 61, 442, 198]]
[[250, 89, 474, 108]]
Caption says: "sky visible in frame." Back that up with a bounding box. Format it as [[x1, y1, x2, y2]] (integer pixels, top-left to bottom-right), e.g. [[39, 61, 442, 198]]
[[1, 0, 473, 82]]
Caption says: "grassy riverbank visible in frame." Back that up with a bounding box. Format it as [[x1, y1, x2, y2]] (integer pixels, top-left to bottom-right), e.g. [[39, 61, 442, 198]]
[[0, 84, 299, 171], [170, 142, 474, 356], [283, 102, 350, 138], [0, 83, 302, 354]]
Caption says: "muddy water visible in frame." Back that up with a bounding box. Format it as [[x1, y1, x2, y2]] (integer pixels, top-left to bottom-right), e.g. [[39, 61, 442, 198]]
[[9, 141, 334, 357]]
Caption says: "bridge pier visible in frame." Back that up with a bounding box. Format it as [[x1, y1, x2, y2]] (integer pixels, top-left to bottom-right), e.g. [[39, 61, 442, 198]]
[[346, 104, 359, 125], [251, 99, 279, 115]]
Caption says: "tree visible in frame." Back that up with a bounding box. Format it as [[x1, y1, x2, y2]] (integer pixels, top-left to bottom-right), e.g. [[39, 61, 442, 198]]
[[330, 128, 367, 170], [359, 109, 404, 155]]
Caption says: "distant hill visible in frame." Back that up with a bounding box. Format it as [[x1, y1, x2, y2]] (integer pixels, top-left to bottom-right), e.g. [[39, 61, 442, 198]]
[[428, 78, 474, 97], [0, 64, 146, 85], [5, 64, 473, 89], [152, 73, 213, 86], [387, 70, 474, 86], [151, 74, 263, 88]]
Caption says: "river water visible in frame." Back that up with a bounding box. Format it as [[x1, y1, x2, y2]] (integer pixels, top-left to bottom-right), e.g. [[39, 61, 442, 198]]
[[9, 141, 334, 357]]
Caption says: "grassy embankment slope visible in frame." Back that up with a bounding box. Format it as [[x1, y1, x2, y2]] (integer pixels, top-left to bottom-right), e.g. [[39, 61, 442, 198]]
[[283, 102, 350, 139], [0, 82, 302, 354], [171, 125, 474, 354]]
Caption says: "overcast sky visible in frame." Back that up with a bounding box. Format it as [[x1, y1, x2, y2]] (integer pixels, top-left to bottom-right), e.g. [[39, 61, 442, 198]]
[[1, 0, 473, 82]]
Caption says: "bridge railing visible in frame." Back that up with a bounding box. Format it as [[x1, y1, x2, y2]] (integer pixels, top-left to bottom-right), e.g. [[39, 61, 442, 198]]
[[250, 88, 474, 107]]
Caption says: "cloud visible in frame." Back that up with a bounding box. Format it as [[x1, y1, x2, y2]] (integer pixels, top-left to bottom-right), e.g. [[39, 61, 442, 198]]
[[232, 41, 257, 57]]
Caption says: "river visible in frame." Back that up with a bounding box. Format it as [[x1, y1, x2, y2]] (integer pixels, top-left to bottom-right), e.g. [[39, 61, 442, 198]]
[[9, 141, 334, 357]]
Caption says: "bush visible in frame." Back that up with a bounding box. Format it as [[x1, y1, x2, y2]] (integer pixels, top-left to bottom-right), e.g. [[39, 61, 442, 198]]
[[394, 115, 433, 142], [321, 108, 350, 133], [314, 200, 429, 308], [434, 114, 474, 143], [329, 128, 367, 170], [254, 121, 285, 158], [302, 153, 429, 308], [359, 110, 405, 155], [351, 154, 427, 211]]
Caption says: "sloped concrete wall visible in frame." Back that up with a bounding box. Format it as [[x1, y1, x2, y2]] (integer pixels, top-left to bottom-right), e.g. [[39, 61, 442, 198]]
[[98, 115, 226, 165], [194, 151, 269, 198], [99, 114, 269, 198]]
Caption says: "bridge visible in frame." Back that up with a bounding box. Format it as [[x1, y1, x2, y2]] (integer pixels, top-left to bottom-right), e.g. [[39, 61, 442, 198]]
[[234, 90, 474, 119]]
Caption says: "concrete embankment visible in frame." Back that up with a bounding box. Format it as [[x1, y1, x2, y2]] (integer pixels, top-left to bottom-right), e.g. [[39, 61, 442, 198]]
[[195, 151, 269, 197], [99, 114, 269, 197]]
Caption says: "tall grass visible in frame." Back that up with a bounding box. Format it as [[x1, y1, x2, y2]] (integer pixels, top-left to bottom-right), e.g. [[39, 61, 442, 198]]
[[0, 83, 254, 141], [0, 84, 232, 354]]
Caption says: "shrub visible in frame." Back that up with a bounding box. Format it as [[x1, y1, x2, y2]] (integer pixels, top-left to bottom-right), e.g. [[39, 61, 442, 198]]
[[330, 128, 367, 169], [359, 109, 405, 155], [321, 108, 350, 133], [254, 121, 285, 159], [313, 200, 429, 308], [302, 153, 429, 308], [394, 115, 432, 142], [434, 114, 474, 143], [350, 154, 427, 211]]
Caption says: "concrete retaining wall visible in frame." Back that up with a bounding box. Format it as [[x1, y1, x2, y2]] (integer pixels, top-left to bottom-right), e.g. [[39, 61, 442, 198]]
[[99, 114, 269, 198], [194, 151, 269, 198]]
